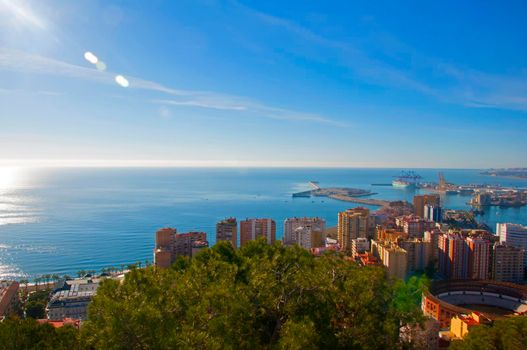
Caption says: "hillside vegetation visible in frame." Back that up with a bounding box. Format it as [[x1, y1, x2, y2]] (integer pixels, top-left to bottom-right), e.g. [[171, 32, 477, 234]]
[[1, 240, 425, 349]]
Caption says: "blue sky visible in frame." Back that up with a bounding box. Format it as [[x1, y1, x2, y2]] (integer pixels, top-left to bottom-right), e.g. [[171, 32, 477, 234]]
[[0, 0, 526, 168]]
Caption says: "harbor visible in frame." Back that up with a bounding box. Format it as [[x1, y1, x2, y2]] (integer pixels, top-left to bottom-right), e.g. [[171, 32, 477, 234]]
[[292, 184, 389, 206], [293, 170, 527, 210], [2, 167, 527, 281]]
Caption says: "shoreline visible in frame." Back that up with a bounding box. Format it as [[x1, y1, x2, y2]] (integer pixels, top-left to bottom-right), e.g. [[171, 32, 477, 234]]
[[481, 173, 527, 181]]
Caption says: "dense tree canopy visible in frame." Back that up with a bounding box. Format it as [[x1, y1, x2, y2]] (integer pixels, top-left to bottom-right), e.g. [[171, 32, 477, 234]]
[[81, 239, 422, 349], [0, 318, 79, 350], [25, 290, 51, 319], [449, 316, 527, 350], [0, 239, 428, 349]]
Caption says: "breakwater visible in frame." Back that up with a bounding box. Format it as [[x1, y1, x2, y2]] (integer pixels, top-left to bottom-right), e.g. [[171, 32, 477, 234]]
[[292, 185, 388, 206]]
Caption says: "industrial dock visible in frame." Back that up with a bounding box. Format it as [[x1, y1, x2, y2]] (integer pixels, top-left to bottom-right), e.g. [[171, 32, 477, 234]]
[[292, 183, 389, 206]]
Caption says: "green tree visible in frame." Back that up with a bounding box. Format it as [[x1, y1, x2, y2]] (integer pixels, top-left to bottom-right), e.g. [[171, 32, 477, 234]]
[[449, 316, 527, 350], [81, 239, 421, 349], [25, 301, 46, 319], [392, 273, 430, 324], [0, 318, 79, 349], [25, 289, 51, 319]]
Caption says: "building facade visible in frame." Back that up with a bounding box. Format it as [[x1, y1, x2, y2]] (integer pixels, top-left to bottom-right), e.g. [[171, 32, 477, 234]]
[[466, 237, 490, 280], [47, 279, 99, 321], [154, 228, 209, 268], [424, 204, 442, 223], [397, 215, 435, 239], [399, 239, 431, 273], [497, 223, 527, 267], [338, 207, 371, 252], [216, 217, 238, 248], [413, 194, 440, 218], [154, 227, 176, 268], [438, 233, 470, 279], [371, 240, 408, 279], [351, 237, 370, 257], [289, 226, 325, 249], [492, 243, 524, 282], [239, 218, 276, 246], [283, 217, 325, 245], [449, 312, 491, 340], [424, 229, 442, 263], [174, 232, 207, 257]]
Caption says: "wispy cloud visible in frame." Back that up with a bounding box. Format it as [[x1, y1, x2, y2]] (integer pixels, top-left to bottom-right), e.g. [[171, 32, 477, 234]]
[[239, 4, 527, 112], [0, 87, 63, 96], [0, 48, 346, 126], [0, 49, 113, 84], [153, 98, 348, 126]]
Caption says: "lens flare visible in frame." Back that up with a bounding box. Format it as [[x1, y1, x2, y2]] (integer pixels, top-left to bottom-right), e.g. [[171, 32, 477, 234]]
[[84, 51, 98, 64], [115, 75, 129, 87], [95, 61, 107, 71]]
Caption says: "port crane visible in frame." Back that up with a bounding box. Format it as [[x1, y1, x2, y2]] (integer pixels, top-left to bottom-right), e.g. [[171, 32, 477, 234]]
[[392, 171, 423, 182]]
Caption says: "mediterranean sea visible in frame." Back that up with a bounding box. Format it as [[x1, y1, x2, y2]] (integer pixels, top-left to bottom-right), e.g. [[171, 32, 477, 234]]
[[1, 167, 526, 280]]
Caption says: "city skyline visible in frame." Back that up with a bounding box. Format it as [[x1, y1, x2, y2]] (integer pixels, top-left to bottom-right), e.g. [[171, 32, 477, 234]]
[[1, 1, 527, 168]]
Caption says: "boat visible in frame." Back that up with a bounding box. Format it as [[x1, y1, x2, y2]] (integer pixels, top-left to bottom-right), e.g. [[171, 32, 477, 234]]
[[392, 179, 415, 189], [392, 171, 422, 189]]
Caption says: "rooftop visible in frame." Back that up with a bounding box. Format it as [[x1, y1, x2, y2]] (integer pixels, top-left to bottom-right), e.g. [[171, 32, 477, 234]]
[[37, 318, 82, 329]]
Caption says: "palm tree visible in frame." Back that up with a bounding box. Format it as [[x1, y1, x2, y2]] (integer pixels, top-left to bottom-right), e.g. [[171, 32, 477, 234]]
[[19, 279, 29, 301], [19, 278, 29, 290], [51, 274, 60, 283], [42, 274, 51, 287]]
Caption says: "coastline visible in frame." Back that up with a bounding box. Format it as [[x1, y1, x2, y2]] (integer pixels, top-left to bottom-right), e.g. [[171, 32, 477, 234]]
[[481, 173, 527, 181], [2, 167, 526, 281]]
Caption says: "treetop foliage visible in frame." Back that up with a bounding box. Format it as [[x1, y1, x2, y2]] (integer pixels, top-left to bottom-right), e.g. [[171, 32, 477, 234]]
[[82, 239, 421, 349], [1, 239, 427, 349], [449, 316, 527, 350]]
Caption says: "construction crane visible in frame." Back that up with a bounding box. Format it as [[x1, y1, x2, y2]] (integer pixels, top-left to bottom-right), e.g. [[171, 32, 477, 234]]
[[438, 172, 447, 191]]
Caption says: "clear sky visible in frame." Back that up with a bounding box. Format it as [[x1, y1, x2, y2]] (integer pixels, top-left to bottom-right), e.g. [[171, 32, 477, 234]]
[[1, 0, 526, 168]]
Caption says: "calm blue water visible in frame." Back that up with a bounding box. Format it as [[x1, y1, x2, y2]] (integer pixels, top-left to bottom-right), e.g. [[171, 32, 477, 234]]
[[1, 167, 526, 280]]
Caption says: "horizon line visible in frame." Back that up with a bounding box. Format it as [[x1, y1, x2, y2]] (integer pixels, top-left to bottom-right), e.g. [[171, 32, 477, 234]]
[[0, 159, 520, 170]]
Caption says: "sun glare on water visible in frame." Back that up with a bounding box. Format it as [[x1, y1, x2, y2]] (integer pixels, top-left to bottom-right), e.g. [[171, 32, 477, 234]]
[[0, 166, 20, 189]]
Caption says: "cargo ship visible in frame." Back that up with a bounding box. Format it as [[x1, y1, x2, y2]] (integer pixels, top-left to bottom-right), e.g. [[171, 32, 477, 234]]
[[392, 179, 415, 188], [392, 171, 422, 189]]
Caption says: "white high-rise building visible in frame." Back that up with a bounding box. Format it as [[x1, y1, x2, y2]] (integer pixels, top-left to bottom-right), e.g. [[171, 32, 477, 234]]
[[283, 217, 326, 245], [497, 223, 527, 266], [290, 226, 326, 249]]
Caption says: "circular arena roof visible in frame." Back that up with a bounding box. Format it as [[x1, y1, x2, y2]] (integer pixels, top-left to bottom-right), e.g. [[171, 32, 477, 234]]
[[425, 280, 527, 319]]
